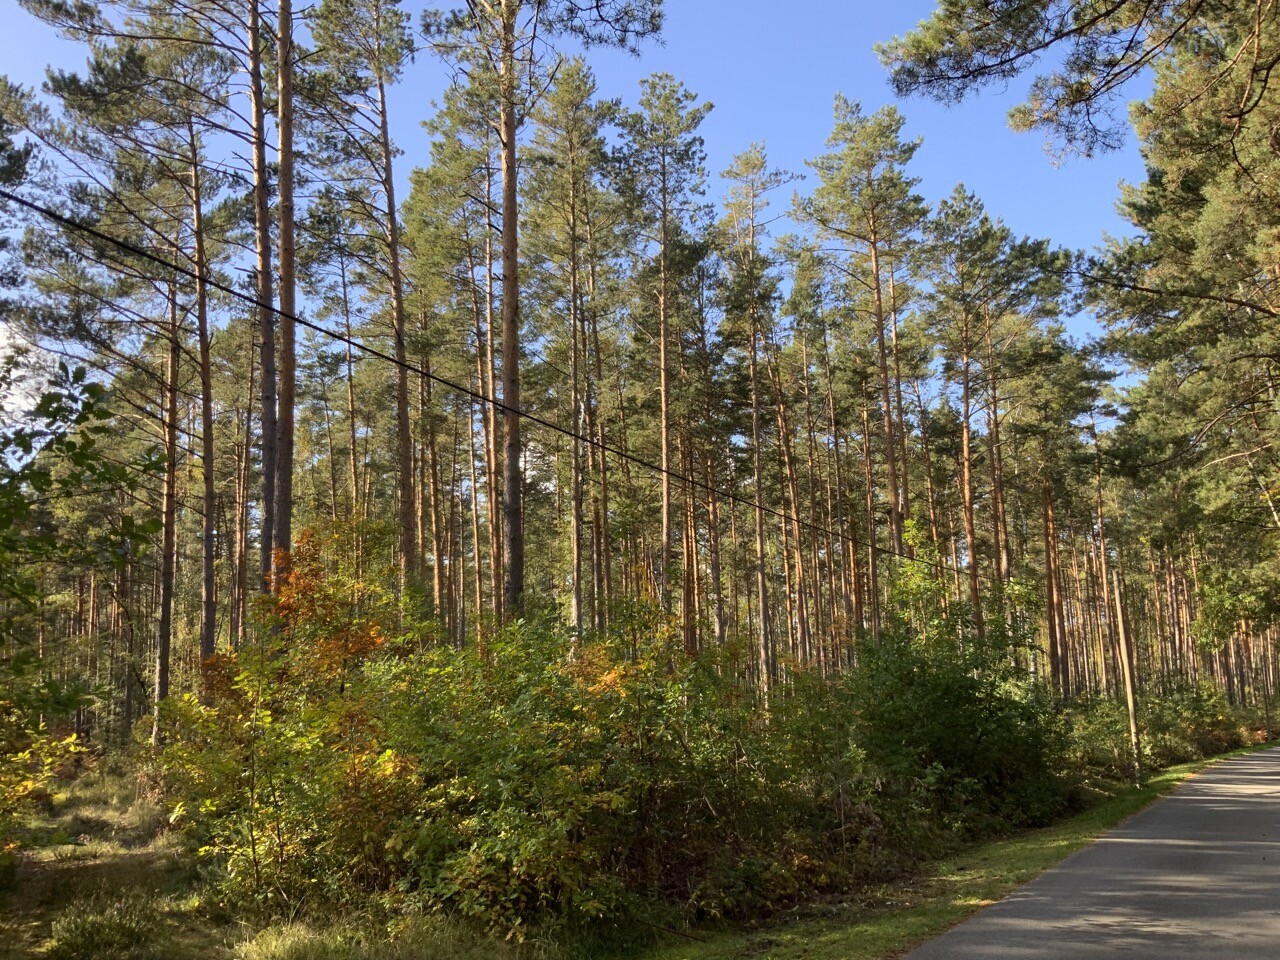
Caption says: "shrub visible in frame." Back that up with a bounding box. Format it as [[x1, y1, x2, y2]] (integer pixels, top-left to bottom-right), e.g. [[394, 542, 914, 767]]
[[0, 724, 80, 851], [165, 605, 892, 933], [1142, 680, 1247, 766], [1066, 679, 1252, 781], [1064, 697, 1134, 779], [157, 533, 1145, 938], [849, 626, 1071, 834]]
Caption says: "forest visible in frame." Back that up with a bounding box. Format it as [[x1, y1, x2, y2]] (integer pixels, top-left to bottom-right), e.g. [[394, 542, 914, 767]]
[[1, 0, 1278, 957]]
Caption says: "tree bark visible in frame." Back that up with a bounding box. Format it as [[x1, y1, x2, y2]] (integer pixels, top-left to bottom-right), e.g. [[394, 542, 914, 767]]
[[1113, 568, 1143, 783], [861, 401, 881, 638], [657, 154, 673, 612], [189, 135, 217, 665], [749, 312, 772, 695], [499, 10, 524, 615], [248, 0, 276, 591], [568, 144, 584, 633], [868, 231, 904, 555], [959, 339, 984, 638], [376, 70, 417, 593], [273, 0, 297, 567], [152, 285, 180, 746]]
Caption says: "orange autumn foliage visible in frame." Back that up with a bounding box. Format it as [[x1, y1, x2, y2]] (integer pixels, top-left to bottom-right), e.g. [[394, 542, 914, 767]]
[[273, 531, 384, 681], [200, 652, 241, 702]]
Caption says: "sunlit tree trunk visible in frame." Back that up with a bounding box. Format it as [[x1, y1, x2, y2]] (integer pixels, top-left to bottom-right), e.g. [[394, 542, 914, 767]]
[[152, 285, 180, 746], [498, 10, 524, 615], [868, 232, 904, 556], [248, 0, 276, 590], [958, 335, 984, 638], [749, 314, 772, 695], [374, 68, 417, 593], [188, 131, 217, 665], [273, 0, 298, 567]]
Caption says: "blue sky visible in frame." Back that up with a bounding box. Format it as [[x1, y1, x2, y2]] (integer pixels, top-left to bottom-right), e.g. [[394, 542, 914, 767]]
[[570, 1, 1146, 252], [8, 0, 1147, 269]]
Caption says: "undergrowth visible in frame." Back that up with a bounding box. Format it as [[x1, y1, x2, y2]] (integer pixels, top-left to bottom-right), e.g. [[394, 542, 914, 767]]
[[151, 535, 1265, 948]]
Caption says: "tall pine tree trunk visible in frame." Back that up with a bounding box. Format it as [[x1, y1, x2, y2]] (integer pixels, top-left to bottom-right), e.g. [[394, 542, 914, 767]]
[[861, 401, 881, 638], [248, 0, 276, 590], [657, 174, 673, 612], [749, 319, 771, 695], [273, 0, 297, 566], [868, 234, 904, 555], [232, 340, 254, 648], [337, 260, 367, 584], [499, 12, 523, 615], [152, 286, 180, 746], [377, 72, 416, 593], [767, 344, 810, 662], [189, 137, 217, 664], [959, 345, 984, 638], [483, 157, 503, 621], [468, 397, 485, 643], [823, 337, 861, 631], [887, 262, 911, 540], [705, 453, 725, 645], [585, 212, 611, 630], [568, 156, 584, 632], [985, 316, 1013, 585]]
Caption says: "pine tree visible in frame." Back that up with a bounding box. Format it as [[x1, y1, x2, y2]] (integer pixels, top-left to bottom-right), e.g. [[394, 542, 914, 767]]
[[617, 72, 711, 612], [310, 0, 417, 595], [425, 0, 662, 616], [796, 98, 926, 558]]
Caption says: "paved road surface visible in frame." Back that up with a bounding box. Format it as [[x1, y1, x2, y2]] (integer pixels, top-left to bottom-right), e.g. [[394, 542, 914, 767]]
[[906, 747, 1280, 959]]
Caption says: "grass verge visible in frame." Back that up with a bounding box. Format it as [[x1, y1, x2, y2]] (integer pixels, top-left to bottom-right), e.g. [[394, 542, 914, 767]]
[[634, 745, 1273, 960]]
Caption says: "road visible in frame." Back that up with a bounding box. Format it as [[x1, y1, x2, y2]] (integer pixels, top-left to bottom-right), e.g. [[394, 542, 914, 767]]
[[905, 746, 1280, 959]]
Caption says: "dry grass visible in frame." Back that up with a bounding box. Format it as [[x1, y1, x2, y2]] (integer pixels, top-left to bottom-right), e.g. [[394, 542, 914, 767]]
[[237, 918, 566, 960]]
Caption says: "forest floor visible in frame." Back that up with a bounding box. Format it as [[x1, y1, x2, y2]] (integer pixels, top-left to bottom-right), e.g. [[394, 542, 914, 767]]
[[0, 759, 240, 959], [0, 748, 1266, 960]]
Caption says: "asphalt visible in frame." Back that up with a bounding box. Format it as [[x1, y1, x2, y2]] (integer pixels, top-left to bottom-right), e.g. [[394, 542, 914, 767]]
[[905, 746, 1280, 959]]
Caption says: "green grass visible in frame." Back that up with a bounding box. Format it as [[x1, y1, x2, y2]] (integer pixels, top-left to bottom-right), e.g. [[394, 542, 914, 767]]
[[632, 746, 1271, 960], [0, 759, 239, 960], [235, 919, 567, 960]]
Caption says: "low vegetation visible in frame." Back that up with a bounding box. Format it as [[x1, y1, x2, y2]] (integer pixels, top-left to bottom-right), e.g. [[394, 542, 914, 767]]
[[158, 548, 1058, 939], [2, 535, 1267, 958], [1, 719, 1264, 960]]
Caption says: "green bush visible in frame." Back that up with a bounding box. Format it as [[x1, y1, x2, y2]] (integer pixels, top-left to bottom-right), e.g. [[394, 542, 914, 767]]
[[165, 607, 1074, 935], [167, 621, 878, 932], [1064, 697, 1134, 779], [849, 626, 1071, 834], [1067, 680, 1251, 779], [1142, 680, 1247, 766]]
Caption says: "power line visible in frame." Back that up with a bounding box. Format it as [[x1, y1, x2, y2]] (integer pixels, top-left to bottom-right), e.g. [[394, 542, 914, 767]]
[[3, 186, 998, 587]]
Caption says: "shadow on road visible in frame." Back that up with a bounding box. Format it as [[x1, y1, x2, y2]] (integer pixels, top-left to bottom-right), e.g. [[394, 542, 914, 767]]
[[907, 748, 1280, 959]]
